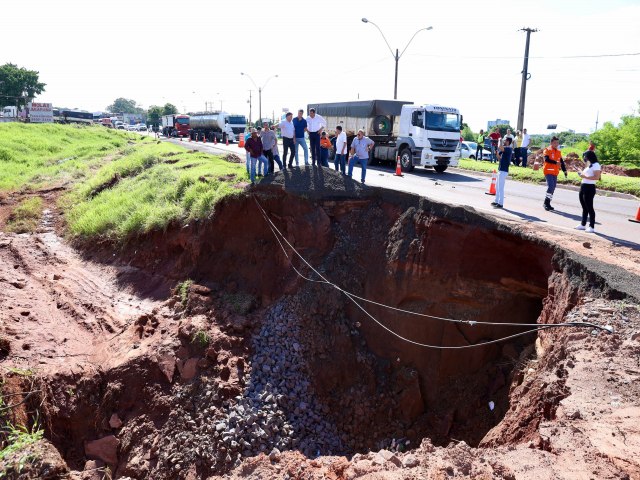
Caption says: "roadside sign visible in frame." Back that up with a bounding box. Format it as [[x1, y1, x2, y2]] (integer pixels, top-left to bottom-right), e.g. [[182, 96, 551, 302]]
[[29, 102, 54, 123]]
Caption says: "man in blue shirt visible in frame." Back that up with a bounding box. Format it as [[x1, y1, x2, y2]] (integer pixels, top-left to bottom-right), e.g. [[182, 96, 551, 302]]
[[292, 109, 309, 166], [348, 129, 374, 183]]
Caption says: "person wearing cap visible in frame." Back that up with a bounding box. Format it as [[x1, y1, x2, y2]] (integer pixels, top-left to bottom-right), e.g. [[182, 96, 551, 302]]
[[306, 108, 326, 167], [542, 136, 567, 211], [292, 109, 309, 166], [348, 129, 374, 183], [278, 112, 296, 168], [574, 150, 601, 233], [244, 128, 269, 183], [260, 122, 282, 175]]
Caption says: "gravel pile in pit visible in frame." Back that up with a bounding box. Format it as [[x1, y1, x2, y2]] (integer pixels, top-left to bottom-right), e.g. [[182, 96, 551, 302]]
[[157, 296, 342, 474]]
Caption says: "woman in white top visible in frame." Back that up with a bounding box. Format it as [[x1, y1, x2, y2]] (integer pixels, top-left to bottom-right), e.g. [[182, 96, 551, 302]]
[[575, 150, 601, 233]]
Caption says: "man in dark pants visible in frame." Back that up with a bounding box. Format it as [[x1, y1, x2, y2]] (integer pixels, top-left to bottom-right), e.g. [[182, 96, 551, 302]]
[[306, 108, 326, 166], [260, 121, 281, 174], [278, 112, 295, 168]]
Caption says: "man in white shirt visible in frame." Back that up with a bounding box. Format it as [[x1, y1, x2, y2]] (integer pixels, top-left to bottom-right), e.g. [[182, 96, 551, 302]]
[[278, 112, 295, 169], [520, 128, 531, 168], [306, 108, 326, 166], [334, 125, 347, 174]]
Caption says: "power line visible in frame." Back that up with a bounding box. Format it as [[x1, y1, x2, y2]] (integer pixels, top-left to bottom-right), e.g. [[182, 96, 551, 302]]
[[253, 196, 612, 350], [406, 52, 640, 60]]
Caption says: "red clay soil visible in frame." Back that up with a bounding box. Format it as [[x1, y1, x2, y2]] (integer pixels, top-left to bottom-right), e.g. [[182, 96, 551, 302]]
[[1, 170, 639, 480]]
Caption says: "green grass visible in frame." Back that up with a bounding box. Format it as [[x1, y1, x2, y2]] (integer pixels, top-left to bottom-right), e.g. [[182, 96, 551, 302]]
[[0, 124, 249, 241], [0, 123, 150, 192], [176, 279, 193, 307], [458, 158, 640, 197], [6, 197, 43, 233], [191, 330, 211, 348], [66, 147, 248, 240], [0, 423, 43, 464]]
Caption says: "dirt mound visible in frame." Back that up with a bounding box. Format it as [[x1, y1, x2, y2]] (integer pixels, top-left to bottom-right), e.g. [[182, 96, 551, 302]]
[[527, 151, 638, 177], [1, 167, 640, 479]]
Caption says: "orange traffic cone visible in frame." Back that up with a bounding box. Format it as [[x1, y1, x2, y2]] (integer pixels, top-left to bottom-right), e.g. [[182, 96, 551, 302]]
[[394, 156, 403, 177], [203, 135, 206, 143], [485, 170, 497, 195], [214, 136, 218, 144], [238, 136, 245, 148], [226, 137, 229, 146], [629, 205, 640, 224]]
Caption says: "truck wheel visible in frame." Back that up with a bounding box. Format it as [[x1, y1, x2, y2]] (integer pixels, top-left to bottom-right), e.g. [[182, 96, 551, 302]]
[[373, 115, 392, 135], [400, 148, 414, 172], [434, 165, 448, 173]]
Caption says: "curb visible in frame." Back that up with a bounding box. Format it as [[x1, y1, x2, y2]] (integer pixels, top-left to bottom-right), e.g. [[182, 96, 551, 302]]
[[449, 167, 638, 201]]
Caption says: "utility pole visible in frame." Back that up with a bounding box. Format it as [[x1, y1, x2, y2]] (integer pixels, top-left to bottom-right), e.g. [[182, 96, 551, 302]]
[[516, 27, 537, 133], [595, 110, 599, 131], [248, 90, 252, 125]]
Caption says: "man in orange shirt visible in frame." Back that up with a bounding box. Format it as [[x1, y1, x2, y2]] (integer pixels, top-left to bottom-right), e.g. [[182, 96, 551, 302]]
[[542, 136, 567, 211]]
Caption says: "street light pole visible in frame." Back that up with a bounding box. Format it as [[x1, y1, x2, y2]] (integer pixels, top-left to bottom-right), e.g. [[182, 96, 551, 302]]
[[362, 18, 432, 99], [241, 73, 278, 126]]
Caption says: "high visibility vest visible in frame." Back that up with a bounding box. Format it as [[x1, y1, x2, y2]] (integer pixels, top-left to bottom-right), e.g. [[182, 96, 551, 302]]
[[542, 147, 562, 176]]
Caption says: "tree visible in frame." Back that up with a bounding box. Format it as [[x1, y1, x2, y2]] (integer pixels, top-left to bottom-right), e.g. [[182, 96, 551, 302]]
[[106, 97, 144, 114], [147, 105, 163, 126], [163, 103, 178, 115], [461, 123, 474, 141], [0, 63, 46, 109], [590, 122, 621, 161]]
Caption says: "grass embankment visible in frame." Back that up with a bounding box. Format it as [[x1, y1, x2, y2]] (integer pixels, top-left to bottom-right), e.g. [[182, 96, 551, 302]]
[[0, 124, 248, 241], [458, 158, 640, 197]]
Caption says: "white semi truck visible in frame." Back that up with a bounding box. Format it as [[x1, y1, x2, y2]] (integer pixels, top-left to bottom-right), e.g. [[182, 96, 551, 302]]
[[188, 112, 247, 143], [308, 100, 462, 173]]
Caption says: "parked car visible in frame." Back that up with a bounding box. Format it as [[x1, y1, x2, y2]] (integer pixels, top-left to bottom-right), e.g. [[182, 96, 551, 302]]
[[139, 125, 148, 132], [461, 141, 491, 160]]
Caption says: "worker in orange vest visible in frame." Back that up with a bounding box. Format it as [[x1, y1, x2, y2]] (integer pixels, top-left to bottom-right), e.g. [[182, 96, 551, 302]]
[[542, 136, 567, 211]]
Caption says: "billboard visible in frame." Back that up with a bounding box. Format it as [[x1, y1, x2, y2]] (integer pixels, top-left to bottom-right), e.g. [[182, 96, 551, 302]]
[[29, 102, 54, 123]]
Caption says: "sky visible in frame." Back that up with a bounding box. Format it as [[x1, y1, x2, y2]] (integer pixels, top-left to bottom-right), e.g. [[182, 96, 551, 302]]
[[3, 0, 640, 134]]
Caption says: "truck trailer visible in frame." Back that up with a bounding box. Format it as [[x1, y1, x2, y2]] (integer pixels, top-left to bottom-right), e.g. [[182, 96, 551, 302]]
[[188, 112, 246, 143], [161, 114, 190, 137], [307, 100, 462, 173]]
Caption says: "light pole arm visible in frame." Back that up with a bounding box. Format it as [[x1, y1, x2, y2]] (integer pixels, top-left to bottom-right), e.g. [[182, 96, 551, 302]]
[[399, 26, 433, 59], [365, 20, 395, 59], [240, 72, 259, 91], [261, 74, 278, 90]]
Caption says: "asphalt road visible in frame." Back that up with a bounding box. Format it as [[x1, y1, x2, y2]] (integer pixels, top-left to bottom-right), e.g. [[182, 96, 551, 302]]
[[153, 133, 640, 249]]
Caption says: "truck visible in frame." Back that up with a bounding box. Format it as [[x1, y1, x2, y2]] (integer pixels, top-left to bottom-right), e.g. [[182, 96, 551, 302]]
[[161, 114, 190, 137], [188, 112, 247, 143], [307, 100, 462, 173], [59, 110, 94, 124], [2, 106, 17, 118]]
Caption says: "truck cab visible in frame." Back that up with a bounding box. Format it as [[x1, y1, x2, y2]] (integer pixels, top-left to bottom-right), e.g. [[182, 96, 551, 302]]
[[397, 105, 462, 173]]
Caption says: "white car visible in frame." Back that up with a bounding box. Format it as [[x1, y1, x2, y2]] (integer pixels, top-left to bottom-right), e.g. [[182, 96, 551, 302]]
[[138, 125, 148, 132], [460, 141, 491, 160]]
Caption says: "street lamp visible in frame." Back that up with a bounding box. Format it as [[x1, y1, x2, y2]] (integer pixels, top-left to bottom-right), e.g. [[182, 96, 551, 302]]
[[361, 18, 432, 99], [240, 72, 278, 125]]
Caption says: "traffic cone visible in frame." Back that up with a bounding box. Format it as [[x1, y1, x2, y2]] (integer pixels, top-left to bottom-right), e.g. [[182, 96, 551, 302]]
[[214, 136, 218, 144], [203, 135, 206, 143], [485, 170, 497, 195], [226, 137, 229, 146], [238, 136, 245, 148], [394, 156, 404, 177], [629, 205, 640, 224]]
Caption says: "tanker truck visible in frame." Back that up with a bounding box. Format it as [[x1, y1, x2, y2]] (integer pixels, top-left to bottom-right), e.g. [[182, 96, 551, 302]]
[[162, 114, 190, 138], [307, 100, 462, 173], [188, 112, 247, 143]]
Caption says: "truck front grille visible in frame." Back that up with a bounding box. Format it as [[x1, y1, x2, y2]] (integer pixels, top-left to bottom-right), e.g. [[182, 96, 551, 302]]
[[428, 138, 458, 152]]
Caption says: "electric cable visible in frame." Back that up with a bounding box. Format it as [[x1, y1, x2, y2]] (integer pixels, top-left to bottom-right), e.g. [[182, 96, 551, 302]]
[[254, 196, 613, 349]]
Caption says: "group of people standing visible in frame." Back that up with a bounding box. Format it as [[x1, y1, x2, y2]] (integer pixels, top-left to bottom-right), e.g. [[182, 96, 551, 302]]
[[491, 136, 601, 233], [244, 109, 374, 184], [476, 127, 531, 166]]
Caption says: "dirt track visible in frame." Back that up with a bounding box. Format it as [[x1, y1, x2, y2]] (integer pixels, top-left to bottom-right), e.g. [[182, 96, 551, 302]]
[[1, 168, 639, 479]]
